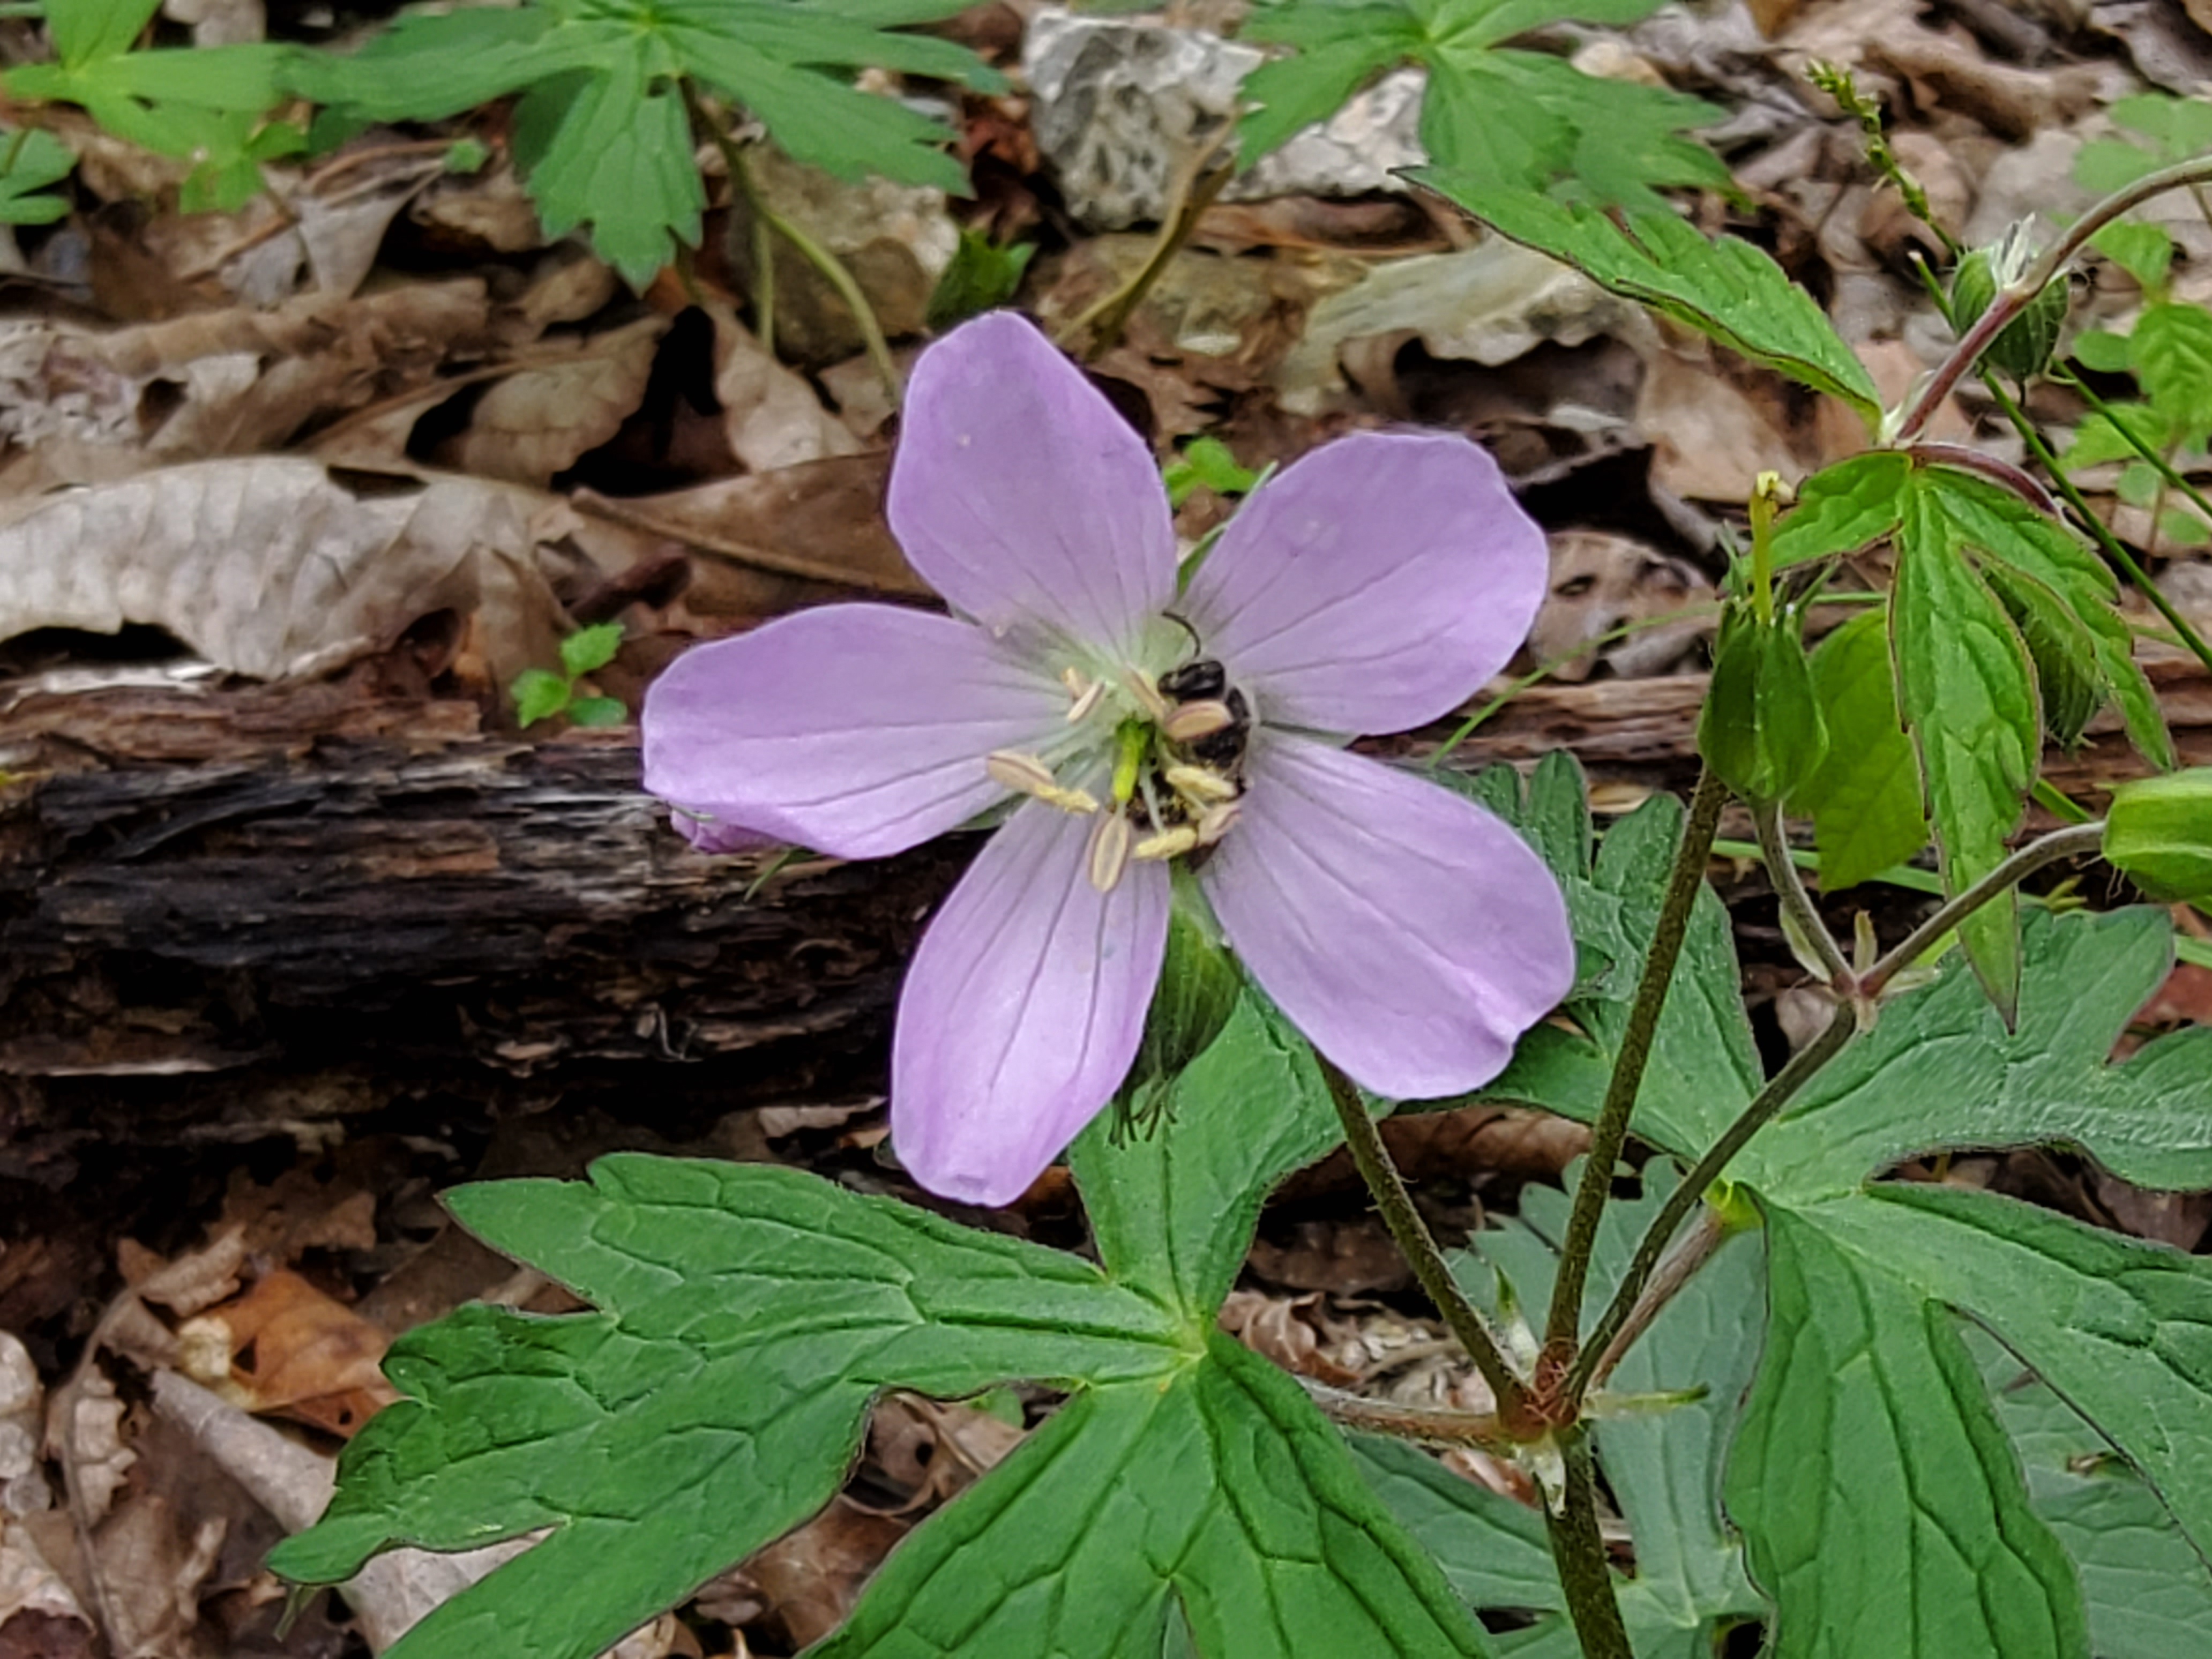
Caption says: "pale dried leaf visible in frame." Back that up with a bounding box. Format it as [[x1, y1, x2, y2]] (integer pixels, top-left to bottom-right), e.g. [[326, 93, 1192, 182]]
[[93, 1494, 223, 1659], [151, 1370, 530, 1651], [0, 459, 559, 683], [0, 1516, 91, 1639], [122, 1227, 245, 1317], [1528, 529, 1712, 684], [709, 306, 863, 473], [51, 1371, 131, 1526]]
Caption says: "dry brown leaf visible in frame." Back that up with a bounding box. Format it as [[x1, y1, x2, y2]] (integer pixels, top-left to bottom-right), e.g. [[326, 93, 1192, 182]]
[[1218, 1289, 1363, 1385], [1527, 529, 1712, 683], [1246, 1219, 1414, 1296], [709, 305, 864, 473], [89, 1493, 225, 1659], [119, 1228, 245, 1318], [0, 459, 567, 687], [741, 1500, 908, 1649], [0, 1517, 94, 1654], [588, 454, 925, 597], [440, 316, 668, 487], [49, 1370, 131, 1527], [182, 1269, 398, 1437]]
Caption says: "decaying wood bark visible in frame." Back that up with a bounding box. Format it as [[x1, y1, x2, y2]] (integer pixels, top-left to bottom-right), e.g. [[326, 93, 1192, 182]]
[[3, 657, 2206, 1183]]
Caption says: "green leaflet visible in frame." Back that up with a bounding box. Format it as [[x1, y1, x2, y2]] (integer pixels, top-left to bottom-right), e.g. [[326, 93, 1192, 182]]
[[816, 1335, 1488, 1659], [2132, 301, 2212, 449], [1768, 452, 1910, 569], [275, 996, 1498, 1657], [1411, 180, 1881, 418], [1784, 1187, 2212, 1588], [1971, 1326, 2212, 1659], [0, 128, 74, 225], [1785, 608, 1929, 892], [1725, 1207, 2089, 1659], [282, 0, 999, 285], [1238, 0, 1725, 211], [1892, 477, 2040, 1015], [6, 0, 289, 211]]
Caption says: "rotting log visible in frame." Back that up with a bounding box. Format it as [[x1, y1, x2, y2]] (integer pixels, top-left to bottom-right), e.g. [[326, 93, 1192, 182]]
[[2, 659, 2205, 1184]]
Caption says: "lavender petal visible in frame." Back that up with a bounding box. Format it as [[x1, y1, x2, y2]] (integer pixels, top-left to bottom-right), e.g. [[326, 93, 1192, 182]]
[[641, 604, 1064, 860], [893, 802, 1169, 1206], [1182, 432, 1548, 734], [890, 312, 1177, 653], [1202, 733, 1574, 1100]]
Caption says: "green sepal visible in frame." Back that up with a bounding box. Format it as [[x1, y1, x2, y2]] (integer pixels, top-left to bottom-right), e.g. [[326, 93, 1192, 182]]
[[1121, 881, 1245, 1115], [2103, 768, 2212, 903], [1697, 604, 1828, 806]]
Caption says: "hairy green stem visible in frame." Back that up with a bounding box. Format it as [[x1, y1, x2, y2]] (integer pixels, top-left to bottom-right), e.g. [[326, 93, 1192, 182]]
[[1297, 1380, 1515, 1452], [685, 82, 901, 405], [1583, 1208, 1728, 1395], [1983, 371, 2212, 679], [1544, 1428, 1634, 1659], [1896, 153, 2212, 443], [1544, 768, 1728, 1360], [1861, 821, 2109, 997], [1754, 801, 1853, 988], [1566, 1005, 1857, 1404], [1318, 1057, 1531, 1421]]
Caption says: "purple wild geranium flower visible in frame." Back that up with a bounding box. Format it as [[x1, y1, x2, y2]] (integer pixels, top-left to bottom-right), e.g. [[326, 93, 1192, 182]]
[[643, 312, 1574, 1205]]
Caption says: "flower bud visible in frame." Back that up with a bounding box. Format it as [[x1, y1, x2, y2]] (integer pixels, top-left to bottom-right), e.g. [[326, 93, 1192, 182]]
[[2103, 769, 2212, 903], [1950, 227, 2067, 384], [1698, 604, 1829, 806]]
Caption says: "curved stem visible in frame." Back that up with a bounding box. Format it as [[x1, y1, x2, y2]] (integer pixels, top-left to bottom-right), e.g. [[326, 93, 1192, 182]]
[[1754, 801, 1853, 988], [1318, 1057, 1533, 1425], [1055, 130, 1234, 359], [1896, 153, 2212, 443], [1566, 1005, 1857, 1404], [1861, 822, 2108, 997], [685, 82, 901, 405], [1544, 768, 1728, 1362], [1544, 1428, 1634, 1659]]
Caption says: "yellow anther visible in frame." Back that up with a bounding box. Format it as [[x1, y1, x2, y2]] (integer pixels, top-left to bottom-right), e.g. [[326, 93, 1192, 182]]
[[1162, 699, 1234, 743], [1087, 811, 1133, 893], [987, 751, 1099, 816], [1163, 763, 1238, 804], [1133, 826, 1200, 862]]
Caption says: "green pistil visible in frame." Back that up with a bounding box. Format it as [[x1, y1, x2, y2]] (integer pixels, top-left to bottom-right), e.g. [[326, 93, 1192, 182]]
[[1111, 719, 1149, 808]]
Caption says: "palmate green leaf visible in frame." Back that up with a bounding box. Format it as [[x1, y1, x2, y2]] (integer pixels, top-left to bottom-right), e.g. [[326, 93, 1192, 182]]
[[279, 996, 1500, 1658], [1892, 476, 2041, 1015], [286, 0, 998, 285], [1416, 177, 1881, 419], [1785, 608, 1928, 892], [1238, 0, 1724, 211], [1724, 1206, 2089, 1659]]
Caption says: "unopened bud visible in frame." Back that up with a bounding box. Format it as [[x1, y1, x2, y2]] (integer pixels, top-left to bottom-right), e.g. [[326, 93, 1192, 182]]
[[1950, 225, 2067, 383], [2103, 769, 2212, 903]]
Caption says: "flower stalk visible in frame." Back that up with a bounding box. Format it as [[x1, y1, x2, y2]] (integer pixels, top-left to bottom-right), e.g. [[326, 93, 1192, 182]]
[[1859, 821, 2109, 998], [1544, 1428, 1634, 1659], [1542, 767, 1728, 1376], [1319, 1056, 1536, 1431]]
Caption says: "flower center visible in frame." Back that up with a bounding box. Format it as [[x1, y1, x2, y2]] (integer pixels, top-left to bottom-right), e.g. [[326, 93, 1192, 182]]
[[988, 654, 1253, 892]]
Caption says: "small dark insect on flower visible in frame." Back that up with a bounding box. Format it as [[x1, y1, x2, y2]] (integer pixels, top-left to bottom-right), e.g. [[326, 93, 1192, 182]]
[[1157, 657, 1252, 774]]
